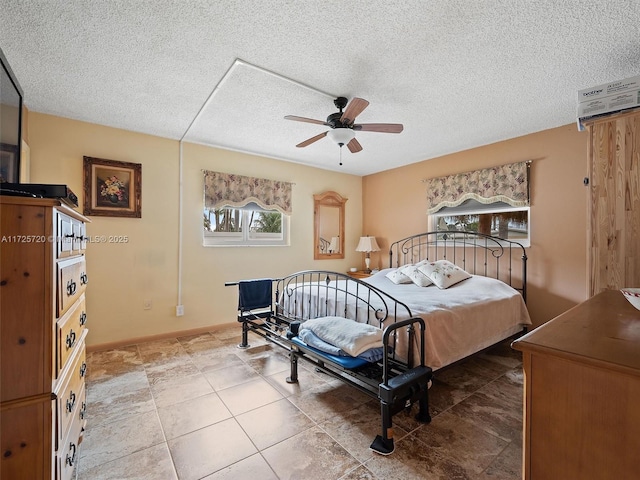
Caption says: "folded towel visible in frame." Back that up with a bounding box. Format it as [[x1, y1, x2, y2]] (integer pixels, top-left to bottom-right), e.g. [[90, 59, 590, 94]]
[[238, 279, 272, 311], [300, 316, 383, 357], [298, 329, 345, 356], [297, 329, 384, 362]]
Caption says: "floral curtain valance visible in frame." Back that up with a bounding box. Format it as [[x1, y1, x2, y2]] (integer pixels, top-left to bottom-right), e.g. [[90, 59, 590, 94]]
[[203, 170, 292, 215], [425, 161, 530, 214]]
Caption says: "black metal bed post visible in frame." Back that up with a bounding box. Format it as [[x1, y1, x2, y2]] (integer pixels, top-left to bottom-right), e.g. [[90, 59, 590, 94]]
[[370, 401, 395, 455], [286, 351, 299, 384], [522, 251, 528, 303], [238, 320, 250, 349], [414, 319, 431, 424], [286, 320, 300, 384], [406, 323, 415, 368]]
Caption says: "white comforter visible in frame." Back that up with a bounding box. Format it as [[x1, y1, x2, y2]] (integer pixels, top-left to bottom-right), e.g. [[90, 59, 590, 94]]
[[280, 269, 531, 370], [364, 269, 531, 369]]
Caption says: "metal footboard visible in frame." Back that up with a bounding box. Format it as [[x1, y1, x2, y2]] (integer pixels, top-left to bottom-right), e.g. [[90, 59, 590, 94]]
[[226, 270, 433, 454]]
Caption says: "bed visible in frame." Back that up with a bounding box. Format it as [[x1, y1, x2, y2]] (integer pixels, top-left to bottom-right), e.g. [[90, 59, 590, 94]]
[[380, 230, 531, 369], [227, 230, 531, 454]]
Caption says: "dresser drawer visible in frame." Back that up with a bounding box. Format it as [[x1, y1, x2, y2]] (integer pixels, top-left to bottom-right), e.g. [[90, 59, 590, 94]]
[[57, 256, 88, 318], [57, 213, 74, 258], [53, 332, 87, 451], [72, 219, 87, 253], [56, 294, 87, 378], [57, 213, 87, 258], [55, 390, 85, 480]]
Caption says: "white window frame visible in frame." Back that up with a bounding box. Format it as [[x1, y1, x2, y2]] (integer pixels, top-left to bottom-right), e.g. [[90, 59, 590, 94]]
[[203, 206, 290, 247], [430, 201, 530, 247]]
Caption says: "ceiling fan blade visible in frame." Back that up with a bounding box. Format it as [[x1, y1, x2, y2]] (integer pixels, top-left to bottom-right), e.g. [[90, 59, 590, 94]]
[[285, 115, 329, 126], [353, 123, 404, 133], [296, 131, 328, 148], [346, 137, 363, 153], [340, 97, 369, 125]]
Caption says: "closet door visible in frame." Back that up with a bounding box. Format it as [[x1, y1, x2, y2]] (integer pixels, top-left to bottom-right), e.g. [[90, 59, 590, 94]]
[[587, 108, 640, 296]]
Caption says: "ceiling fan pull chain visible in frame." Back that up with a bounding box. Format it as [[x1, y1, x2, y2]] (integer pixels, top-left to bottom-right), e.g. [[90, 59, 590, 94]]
[[339, 146, 343, 166]]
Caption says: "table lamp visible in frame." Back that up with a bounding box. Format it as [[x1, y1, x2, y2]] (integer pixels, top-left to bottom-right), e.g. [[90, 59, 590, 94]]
[[355, 236, 380, 273]]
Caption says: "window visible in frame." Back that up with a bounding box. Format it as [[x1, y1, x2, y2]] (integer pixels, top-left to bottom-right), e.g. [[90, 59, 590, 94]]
[[203, 204, 289, 246], [424, 161, 531, 246], [431, 200, 530, 245], [202, 170, 292, 247]]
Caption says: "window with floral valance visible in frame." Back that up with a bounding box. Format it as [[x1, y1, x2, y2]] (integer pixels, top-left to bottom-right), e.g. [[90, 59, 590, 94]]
[[425, 161, 531, 245], [424, 161, 530, 214], [203, 170, 292, 246]]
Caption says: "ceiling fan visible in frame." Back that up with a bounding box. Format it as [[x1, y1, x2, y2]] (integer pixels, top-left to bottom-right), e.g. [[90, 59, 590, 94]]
[[284, 96, 403, 154]]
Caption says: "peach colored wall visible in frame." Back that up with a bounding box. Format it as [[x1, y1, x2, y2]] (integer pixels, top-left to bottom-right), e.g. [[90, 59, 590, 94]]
[[27, 110, 587, 342], [363, 124, 589, 327], [27, 113, 362, 347]]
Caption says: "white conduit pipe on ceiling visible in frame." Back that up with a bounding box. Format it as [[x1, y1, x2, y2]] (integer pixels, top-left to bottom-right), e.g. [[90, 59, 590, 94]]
[[175, 58, 336, 315]]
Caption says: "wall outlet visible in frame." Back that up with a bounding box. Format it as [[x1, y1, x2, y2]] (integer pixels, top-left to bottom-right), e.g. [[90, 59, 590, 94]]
[[176, 305, 184, 316], [143, 299, 152, 310]]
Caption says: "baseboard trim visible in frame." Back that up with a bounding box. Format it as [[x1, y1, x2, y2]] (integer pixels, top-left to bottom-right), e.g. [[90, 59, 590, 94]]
[[86, 322, 237, 353]]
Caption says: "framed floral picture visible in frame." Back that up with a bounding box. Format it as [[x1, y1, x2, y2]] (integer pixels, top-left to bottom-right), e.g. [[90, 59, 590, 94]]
[[83, 156, 141, 217]]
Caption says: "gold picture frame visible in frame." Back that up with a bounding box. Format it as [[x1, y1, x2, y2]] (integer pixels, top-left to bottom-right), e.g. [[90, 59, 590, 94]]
[[83, 156, 141, 217]]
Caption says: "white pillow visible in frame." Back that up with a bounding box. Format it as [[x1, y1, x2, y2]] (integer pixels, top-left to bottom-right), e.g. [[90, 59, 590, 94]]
[[385, 268, 412, 284], [400, 264, 433, 287], [418, 260, 471, 289]]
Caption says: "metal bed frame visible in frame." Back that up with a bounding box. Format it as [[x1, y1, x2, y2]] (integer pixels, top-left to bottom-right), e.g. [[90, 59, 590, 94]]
[[388, 230, 528, 301], [226, 231, 528, 454], [226, 270, 432, 455]]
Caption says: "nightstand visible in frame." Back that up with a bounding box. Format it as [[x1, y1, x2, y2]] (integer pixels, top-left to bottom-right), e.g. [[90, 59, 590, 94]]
[[347, 270, 371, 279]]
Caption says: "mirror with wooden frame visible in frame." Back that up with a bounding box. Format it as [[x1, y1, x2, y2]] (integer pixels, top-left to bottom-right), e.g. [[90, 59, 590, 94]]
[[314, 191, 347, 260]]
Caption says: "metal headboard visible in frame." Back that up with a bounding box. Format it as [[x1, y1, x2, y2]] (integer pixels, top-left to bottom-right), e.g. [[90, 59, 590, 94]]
[[388, 231, 528, 302]]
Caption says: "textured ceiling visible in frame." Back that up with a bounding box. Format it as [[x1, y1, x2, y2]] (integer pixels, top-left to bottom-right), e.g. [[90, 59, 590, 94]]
[[1, 1, 639, 176]]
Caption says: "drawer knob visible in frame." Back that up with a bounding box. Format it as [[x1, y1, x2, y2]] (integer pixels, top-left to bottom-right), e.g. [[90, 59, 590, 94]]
[[80, 273, 88, 285], [79, 362, 87, 378], [79, 311, 87, 326], [66, 279, 76, 296], [80, 401, 87, 419], [65, 443, 77, 467], [65, 330, 76, 350], [66, 391, 76, 413]]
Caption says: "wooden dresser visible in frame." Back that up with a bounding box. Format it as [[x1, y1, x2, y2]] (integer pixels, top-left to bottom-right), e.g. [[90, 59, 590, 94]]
[[1, 197, 89, 480], [512, 290, 640, 480]]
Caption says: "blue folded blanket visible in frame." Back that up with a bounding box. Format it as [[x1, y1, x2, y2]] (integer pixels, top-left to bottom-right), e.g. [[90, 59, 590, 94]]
[[298, 329, 384, 362]]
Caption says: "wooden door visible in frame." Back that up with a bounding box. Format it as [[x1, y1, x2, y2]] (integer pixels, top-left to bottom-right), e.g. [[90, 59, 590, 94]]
[[587, 108, 640, 296]]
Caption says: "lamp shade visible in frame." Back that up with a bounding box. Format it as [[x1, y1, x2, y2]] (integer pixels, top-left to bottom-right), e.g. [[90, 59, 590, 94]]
[[355, 236, 380, 253], [327, 128, 355, 146]]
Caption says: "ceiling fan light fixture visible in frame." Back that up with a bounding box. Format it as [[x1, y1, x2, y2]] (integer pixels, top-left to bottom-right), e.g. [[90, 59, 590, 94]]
[[327, 128, 355, 146]]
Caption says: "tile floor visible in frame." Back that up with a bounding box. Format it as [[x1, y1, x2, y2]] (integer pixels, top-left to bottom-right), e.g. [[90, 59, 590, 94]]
[[77, 325, 524, 480]]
